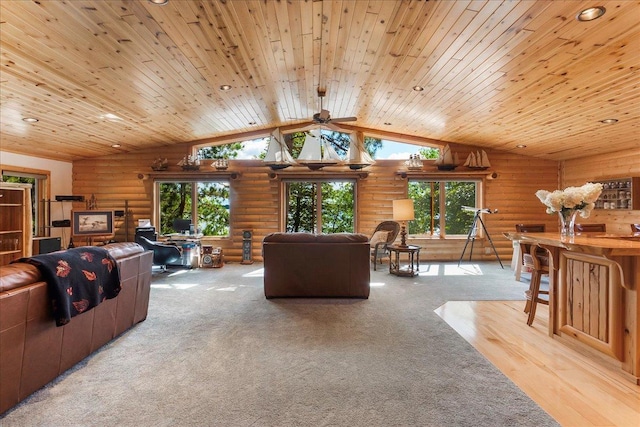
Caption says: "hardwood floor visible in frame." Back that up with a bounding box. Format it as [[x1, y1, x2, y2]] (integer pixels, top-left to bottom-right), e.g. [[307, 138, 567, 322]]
[[435, 300, 640, 427]]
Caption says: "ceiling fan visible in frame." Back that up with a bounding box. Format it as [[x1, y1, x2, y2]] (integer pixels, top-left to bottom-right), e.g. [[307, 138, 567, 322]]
[[312, 88, 357, 126]]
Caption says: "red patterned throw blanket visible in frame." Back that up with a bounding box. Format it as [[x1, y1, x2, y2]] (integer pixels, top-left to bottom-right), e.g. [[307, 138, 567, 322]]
[[15, 247, 121, 326]]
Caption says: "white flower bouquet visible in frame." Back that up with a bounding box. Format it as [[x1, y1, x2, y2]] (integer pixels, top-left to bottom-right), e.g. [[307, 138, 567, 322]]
[[535, 182, 603, 218]]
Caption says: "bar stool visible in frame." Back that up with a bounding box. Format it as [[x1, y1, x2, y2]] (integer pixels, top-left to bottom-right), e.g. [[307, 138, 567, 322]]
[[513, 224, 545, 282], [520, 242, 549, 326]]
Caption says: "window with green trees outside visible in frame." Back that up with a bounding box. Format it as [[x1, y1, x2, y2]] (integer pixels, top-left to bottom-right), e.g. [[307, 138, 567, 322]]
[[157, 180, 230, 237], [284, 180, 355, 234], [408, 180, 478, 237]]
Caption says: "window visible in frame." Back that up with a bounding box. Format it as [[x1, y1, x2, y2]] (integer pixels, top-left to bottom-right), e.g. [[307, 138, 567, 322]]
[[156, 180, 230, 237], [374, 140, 439, 160], [408, 179, 479, 237], [284, 179, 355, 233]]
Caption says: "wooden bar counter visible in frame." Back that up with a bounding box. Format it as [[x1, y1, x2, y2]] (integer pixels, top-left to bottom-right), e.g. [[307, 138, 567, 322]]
[[505, 231, 640, 384]]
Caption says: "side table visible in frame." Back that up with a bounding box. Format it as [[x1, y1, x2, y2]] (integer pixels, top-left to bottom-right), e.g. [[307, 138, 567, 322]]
[[388, 244, 421, 277]]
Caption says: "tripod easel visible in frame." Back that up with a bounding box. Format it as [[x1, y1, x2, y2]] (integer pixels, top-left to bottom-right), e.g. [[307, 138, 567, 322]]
[[458, 209, 503, 268]]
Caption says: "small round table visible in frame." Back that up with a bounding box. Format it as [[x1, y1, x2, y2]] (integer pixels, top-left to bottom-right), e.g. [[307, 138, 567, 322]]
[[388, 244, 421, 277]]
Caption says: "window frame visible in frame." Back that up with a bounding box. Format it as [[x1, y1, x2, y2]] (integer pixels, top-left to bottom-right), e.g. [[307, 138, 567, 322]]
[[407, 177, 483, 239], [280, 177, 358, 233], [154, 177, 231, 238]]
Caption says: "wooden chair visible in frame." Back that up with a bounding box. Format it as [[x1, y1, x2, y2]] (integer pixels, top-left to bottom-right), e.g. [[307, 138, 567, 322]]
[[370, 221, 400, 270], [631, 224, 640, 233], [513, 224, 545, 281], [574, 223, 606, 233], [520, 242, 549, 326]]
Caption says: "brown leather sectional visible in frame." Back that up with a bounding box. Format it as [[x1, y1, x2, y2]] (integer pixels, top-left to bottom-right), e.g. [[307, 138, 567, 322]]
[[262, 232, 370, 298], [0, 242, 153, 415]]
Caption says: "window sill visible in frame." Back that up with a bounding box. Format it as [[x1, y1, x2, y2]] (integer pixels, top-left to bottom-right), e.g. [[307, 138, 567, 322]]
[[409, 235, 482, 241]]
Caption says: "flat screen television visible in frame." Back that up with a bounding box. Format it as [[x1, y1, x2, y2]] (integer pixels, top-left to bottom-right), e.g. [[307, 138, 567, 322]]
[[172, 218, 192, 234]]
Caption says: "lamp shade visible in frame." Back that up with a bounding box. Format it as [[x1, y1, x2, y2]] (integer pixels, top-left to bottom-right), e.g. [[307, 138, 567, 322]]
[[393, 199, 415, 221]]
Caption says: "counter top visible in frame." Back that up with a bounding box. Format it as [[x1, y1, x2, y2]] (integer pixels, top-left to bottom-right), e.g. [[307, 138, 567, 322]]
[[504, 232, 640, 257], [505, 230, 640, 383]]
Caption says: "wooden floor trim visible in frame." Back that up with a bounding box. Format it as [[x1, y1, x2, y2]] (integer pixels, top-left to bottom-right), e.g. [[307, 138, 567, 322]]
[[435, 301, 640, 427]]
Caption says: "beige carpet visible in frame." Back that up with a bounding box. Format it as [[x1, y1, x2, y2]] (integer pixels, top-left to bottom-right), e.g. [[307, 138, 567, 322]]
[[1, 261, 558, 426]]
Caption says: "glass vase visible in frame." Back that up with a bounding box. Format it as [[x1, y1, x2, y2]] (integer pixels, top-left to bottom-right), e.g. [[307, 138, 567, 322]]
[[558, 210, 578, 237]]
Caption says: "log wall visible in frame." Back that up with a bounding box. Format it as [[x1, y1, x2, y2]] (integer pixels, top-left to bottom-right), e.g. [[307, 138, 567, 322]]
[[562, 149, 640, 235], [71, 144, 639, 263]]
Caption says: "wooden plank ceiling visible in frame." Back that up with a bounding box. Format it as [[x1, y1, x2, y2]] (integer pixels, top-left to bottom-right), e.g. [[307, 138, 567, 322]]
[[0, 0, 638, 162]]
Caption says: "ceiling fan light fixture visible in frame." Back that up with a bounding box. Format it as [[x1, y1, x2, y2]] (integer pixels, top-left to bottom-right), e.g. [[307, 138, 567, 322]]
[[319, 109, 330, 121], [600, 118, 618, 124], [309, 87, 357, 126], [576, 6, 605, 21]]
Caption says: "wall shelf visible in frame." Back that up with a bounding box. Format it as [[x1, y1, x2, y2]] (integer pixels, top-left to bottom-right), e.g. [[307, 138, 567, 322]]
[[268, 168, 369, 179], [0, 182, 32, 263], [594, 177, 639, 210], [396, 169, 497, 179], [142, 170, 241, 180]]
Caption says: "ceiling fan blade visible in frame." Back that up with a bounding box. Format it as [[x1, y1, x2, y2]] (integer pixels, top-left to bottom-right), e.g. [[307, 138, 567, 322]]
[[282, 121, 316, 133], [324, 122, 343, 132], [330, 116, 357, 123]]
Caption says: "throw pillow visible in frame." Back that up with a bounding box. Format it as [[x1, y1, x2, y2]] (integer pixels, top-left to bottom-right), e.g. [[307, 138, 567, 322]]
[[370, 230, 390, 247]]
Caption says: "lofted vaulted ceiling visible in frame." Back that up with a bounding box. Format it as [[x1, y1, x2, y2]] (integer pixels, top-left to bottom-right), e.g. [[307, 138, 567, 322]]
[[1, 0, 638, 162]]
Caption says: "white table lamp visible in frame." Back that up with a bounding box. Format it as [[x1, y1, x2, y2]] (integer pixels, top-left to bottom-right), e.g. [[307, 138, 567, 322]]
[[393, 199, 415, 247]]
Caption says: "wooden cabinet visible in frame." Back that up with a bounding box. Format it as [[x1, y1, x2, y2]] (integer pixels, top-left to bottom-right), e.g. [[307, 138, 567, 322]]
[[594, 177, 639, 210], [0, 182, 32, 265], [558, 252, 623, 360], [505, 232, 640, 382]]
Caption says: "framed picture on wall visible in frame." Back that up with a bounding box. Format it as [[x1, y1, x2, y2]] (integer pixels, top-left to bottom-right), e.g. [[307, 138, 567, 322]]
[[71, 210, 114, 237]]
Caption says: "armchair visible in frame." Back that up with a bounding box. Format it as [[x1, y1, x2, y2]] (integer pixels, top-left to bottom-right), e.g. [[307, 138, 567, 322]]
[[370, 220, 400, 270], [135, 235, 182, 271]]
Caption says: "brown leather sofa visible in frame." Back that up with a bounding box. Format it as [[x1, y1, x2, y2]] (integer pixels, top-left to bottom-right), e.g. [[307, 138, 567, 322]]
[[262, 232, 370, 298], [0, 242, 153, 415]]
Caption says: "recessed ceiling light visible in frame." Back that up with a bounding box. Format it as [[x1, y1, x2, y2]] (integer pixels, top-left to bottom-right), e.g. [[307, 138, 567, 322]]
[[111, 144, 121, 148], [412, 86, 424, 92], [600, 118, 618, 124], [516, 144, 527, 149], [99, 113, 124, 122], [219, 84, 232, 91], [576, 6, 606, 21], [22, 117, 39, 123], [248, 121, 256, 125], [148, 0, 168, 5], [384, 122, 392, 126]]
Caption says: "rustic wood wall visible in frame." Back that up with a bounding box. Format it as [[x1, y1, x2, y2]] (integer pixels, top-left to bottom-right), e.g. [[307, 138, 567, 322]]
[[71, 145, 640, 263], [72, 141, 569, 263], [562, 149, 640, 235]]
